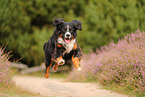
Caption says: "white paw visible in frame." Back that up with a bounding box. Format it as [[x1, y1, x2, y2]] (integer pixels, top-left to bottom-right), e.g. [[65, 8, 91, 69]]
[[77, 67, 81, 71], [58, 59, 65, 65]]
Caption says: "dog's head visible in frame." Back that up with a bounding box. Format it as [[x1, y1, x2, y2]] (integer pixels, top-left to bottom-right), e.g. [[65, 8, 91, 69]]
[[53, 18, 82, 44]]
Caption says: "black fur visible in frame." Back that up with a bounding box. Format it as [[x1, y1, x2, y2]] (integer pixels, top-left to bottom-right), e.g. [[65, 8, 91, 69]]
[[44, 18, 82, 74]]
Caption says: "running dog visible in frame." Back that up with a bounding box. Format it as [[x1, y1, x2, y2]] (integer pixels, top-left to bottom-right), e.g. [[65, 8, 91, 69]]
[[44, 18, 82, 78]]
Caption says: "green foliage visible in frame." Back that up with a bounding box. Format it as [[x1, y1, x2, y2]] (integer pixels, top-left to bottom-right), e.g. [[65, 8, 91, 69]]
[[84, 0, 145, 48], [0, 0, 145, 66]]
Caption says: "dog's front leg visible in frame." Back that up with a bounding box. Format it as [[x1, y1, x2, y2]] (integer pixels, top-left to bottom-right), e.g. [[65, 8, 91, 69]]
[[52, 44, 65, 72], [52, 56, 65, 72], [72, 45, 82, 71], [72, 55, 81, 71]]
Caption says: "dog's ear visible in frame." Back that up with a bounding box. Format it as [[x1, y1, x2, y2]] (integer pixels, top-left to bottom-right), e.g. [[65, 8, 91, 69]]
[[53, 18, 64, 26], [72, 20, 82, 31]]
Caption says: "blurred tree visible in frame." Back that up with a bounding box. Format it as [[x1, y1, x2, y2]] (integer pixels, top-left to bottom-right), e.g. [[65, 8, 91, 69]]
[[83, 0, 145, 50], [0, 0, 145, 66]]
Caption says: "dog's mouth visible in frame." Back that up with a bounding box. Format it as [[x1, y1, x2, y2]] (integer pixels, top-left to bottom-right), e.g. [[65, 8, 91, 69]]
[[65, 38, 70, 44]]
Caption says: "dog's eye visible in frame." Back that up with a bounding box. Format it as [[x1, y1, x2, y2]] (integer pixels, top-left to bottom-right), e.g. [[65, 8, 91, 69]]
[[63, 27, 66, 31], [63, 28, 66, 31], [70, 28, 72, 32]]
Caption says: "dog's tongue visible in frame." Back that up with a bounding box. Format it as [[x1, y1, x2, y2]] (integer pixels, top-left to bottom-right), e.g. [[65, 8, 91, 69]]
[[65, 39, 70, 44]]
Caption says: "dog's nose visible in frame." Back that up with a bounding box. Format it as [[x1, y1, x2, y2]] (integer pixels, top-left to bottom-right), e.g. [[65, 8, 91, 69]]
[[66, 34, 70, 37]]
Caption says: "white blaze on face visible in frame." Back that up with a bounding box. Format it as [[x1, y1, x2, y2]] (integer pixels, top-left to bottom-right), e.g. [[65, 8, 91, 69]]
[[65, 25, 71, 44], [67, 25, 69, 32]]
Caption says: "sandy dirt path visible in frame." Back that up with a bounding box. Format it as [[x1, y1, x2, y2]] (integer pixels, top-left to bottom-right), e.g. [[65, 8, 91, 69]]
[[13, 76, 128, 97]]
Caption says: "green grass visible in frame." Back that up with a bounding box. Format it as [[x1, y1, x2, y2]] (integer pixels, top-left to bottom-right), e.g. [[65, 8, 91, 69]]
[[69, 79, 99, 83], [50, 72, 69, 79], [0, 84, 43, 97], [25, 71, 69, 79]]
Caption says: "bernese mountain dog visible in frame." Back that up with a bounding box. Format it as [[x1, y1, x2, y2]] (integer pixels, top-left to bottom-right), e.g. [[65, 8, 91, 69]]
[[44, 18, 82, 78]]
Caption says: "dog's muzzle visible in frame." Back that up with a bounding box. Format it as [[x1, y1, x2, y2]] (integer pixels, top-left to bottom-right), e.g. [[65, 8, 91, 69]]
[[65, 32, 71, 44]]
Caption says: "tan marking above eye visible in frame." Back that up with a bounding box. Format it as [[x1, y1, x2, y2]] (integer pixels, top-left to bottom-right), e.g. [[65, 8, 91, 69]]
[[63, 27, 66, 31], [70, 28, 73, 31]]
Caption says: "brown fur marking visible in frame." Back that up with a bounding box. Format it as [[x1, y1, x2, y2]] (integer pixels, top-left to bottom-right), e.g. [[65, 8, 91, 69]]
[[73, 43, 77, 50], [53, 63, 58, 72], [57, 44, 62, 48]]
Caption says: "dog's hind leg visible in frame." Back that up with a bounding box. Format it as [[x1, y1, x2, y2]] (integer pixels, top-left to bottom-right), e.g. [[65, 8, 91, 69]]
[[44, 42, 53, 78], [44, 54, 52, 78], [44, 61, 52, 78]]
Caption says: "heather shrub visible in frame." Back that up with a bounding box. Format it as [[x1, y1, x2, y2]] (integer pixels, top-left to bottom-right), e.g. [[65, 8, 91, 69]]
[[0, 47, 14, 86], [68, 30, 145, 94]]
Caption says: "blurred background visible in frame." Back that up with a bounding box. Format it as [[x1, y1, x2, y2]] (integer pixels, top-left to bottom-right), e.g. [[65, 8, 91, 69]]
[[0, 0, 145, 67]]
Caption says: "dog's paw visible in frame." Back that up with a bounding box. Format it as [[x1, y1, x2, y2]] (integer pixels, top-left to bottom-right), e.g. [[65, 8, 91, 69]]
[[58, 59, 65, 65], [72, 55, 81, 70], [44, 73, 50, 79], [77, 67, 81, 71]]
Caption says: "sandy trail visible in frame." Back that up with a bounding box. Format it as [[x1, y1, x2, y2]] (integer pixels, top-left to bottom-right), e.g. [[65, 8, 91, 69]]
[[13, 76, 128, 97]]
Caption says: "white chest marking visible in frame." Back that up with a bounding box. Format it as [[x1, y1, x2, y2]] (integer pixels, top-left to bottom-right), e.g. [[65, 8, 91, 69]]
[[57, 38, 76, 54]]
